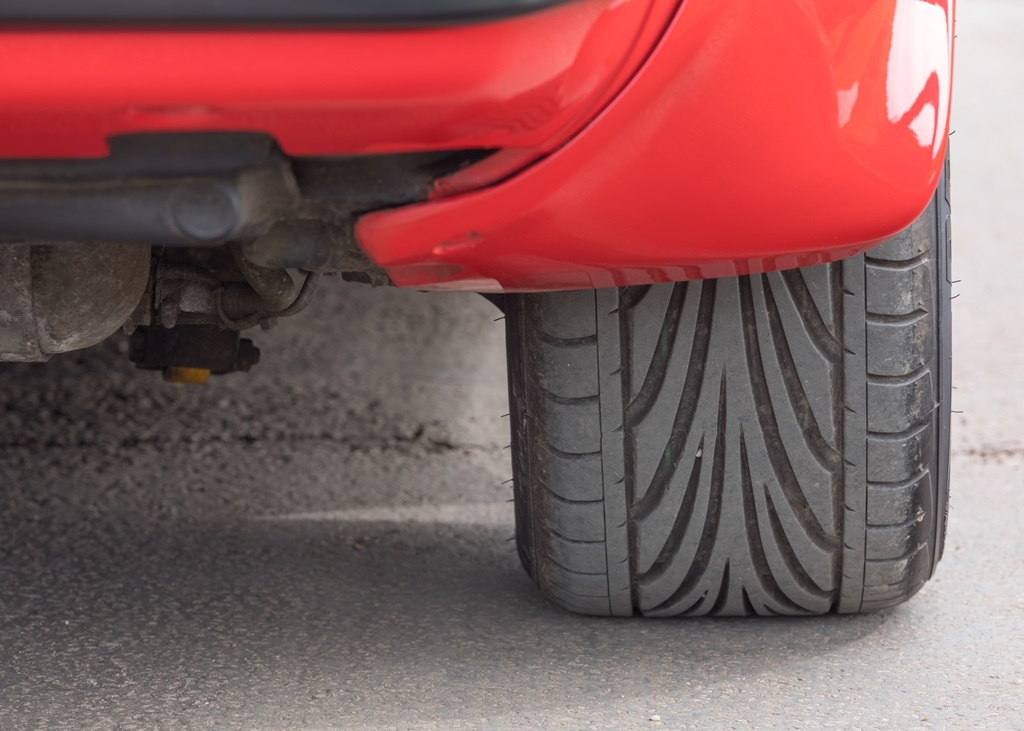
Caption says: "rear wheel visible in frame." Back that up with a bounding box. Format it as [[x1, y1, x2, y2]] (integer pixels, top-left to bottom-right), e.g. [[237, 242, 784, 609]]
[[504, 168, 951, 616]]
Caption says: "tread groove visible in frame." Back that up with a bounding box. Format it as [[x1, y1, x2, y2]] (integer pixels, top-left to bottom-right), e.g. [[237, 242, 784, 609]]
[[866, 422, 930, 442], [866, 365, 930, 386], [537, 479, 604, 505], [537, 384, 600, 406], [646, 372, 728, 614], [865, 309, 928, 326], [866, 514, 925, 532], [739, 432, 810, 614], [624, 282, 688, 426], [762, 484, 835, 597], [868, 468, 929, 490], [864, 542, 929, 564], [706, 562, 732, 616], [534, 330, 598, 347], [617, 285, 652, 313], [629, 280, 716, 521], [763, 273, 844, 472], [548, 526, 605, 546], [739, 277, 841, 553], [633, 435, 704, 586], [780, 269, 843, 363], [864, 251, 930, 271], [543, 442, 602, 461]]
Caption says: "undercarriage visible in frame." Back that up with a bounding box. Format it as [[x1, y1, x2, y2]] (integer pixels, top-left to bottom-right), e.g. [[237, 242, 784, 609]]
[[0, 133, 486, 380]]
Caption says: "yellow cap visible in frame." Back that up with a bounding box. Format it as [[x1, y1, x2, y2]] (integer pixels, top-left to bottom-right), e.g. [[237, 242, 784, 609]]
[[163, 367, 211, 385]]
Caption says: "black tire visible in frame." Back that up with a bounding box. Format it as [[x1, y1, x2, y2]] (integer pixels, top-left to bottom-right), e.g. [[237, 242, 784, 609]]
[[505, 167, 951, 617]]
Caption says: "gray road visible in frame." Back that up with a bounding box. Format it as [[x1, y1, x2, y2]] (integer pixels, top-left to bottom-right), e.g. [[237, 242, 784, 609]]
[[1, 3, 1022, 729]]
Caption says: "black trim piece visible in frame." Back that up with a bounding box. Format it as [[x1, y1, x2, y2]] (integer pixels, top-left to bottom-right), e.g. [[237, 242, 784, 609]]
[[0, 0, 572, 26], [0, 134, 282, 182], [0, 175, 279, 247], [0, 133, 494, 246]]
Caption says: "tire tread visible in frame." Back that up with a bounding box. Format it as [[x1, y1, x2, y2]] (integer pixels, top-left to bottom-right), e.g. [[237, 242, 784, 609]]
[[507, 166, 951, 617]]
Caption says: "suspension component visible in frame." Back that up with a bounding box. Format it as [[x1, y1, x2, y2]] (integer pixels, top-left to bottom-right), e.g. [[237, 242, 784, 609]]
[[129, 325, 260, 383]]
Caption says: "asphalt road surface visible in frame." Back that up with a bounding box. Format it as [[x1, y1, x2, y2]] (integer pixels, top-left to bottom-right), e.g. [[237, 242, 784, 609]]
[[1, 3, 1022, 729]]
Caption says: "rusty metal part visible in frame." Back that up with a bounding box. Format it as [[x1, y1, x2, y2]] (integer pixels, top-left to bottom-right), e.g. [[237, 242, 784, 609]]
[[241, 219, 391, 286], [0, 228, 325, 367], [274, 271, 321, 318], [151, 246, 323, 333], [153, 258, 262, 330], [0, 243, 150, 362], [129, 325, 259, 377], [213, 271, 321, 331], [230, 242, 296, 312], [0, 139, 482, 369], [241, 220, 337, 271], [154, 275, 263, 330], [0, 247, 39, 360]]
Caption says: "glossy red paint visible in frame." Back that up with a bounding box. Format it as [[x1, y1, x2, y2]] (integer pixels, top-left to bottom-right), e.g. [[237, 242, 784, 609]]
[[358, 0, 956, 292], [0, 0, 666, 158]]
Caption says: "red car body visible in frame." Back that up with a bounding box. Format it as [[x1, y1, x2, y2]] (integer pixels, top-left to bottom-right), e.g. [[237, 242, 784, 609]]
[[0, 0, 954, 292]]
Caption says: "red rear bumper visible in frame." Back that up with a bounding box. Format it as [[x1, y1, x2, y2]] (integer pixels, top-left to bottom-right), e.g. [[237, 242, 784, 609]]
[[0, 0, 670, 159], [360, 0, 956, 291], [0, 0, 954, 292]]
